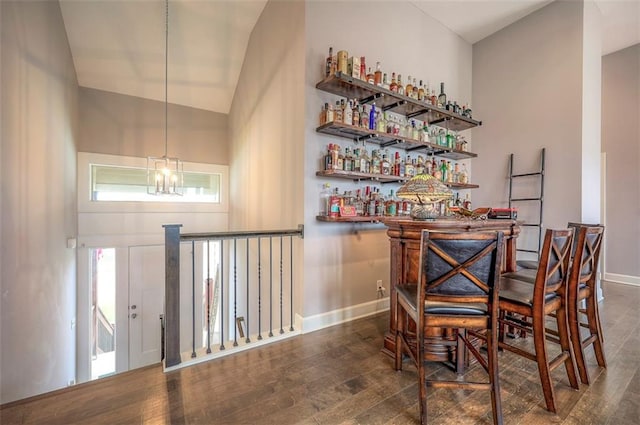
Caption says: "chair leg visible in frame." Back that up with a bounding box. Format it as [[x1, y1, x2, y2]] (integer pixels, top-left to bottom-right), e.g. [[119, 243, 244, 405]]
[[532, 315, 558, 413], [585, 291, 607, 368], [569, 298, 590, 384], [417, 323, 427, 424], [456, 328, 467, 375], [486, 328, 503, 425], [555, 305, 580, 390], [395, 308, 404, 371]]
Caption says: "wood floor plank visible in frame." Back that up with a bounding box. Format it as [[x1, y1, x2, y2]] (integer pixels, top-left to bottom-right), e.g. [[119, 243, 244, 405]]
[[1, 281, 638, 425]]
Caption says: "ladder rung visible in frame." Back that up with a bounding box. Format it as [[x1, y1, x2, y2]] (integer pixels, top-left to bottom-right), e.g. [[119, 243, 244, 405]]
[[517, 249, 539, 253], [510, 197, 542, 202], [511, 172, 543, 178]]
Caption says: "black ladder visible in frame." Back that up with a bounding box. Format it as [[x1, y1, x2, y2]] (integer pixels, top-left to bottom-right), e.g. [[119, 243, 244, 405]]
[[508, 148, 545, 261]]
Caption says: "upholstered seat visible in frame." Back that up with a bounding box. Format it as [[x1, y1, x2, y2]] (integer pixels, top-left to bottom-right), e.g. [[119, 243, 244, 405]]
[[395, 230, 504, 425], [498, 228, 579, 414]]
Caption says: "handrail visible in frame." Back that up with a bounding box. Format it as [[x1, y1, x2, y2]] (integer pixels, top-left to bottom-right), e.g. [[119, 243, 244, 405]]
[[180, 225, 304, 242]]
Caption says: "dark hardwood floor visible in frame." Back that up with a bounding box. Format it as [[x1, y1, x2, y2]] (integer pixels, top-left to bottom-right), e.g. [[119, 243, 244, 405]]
[[2, 281, 638, 424]]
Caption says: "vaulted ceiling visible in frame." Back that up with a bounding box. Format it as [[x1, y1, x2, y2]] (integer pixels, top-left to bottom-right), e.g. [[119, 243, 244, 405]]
[[59, 0, 640, 114]]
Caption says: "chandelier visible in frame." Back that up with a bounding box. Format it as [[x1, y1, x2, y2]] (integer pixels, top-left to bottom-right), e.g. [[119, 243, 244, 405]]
[[147, 0, 183, 195]]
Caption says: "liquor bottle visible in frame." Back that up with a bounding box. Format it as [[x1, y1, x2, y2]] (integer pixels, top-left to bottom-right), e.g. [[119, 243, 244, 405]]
[[371, 150, 381, 174], [385, 190, 397, 216], [343, 100, 353, 126], [411, 120, 420, 140], [412, 78, 419, 99], [344, 147, 353, 172], [331, 143, 340, 170], [459, 163, 469, 184], [374, 62, 382, 86], [440, 160, 448, 182], [325, 47, 335, 77], [438, 82, 447, 108], [405, 76, 413, 98], [382, 73, 390, 90], [405, 155, 415, 177], [328, 188, 341, 218], [376, 110, 386, 133], [360, 105, 369, 129], [319, 183, 331, 216], [381, 153, 391, 176], [418, 80, 425, 101], [389, 72, 398, 92], [360, 148, 370, 173], [393, 152, 401, 176], [386, 113, 394, 134], [447, 161, 453, 183], [366, 67, 375, 85], [369, 103, 376, 130], [353, 148, 361, 172], [416, 155, 425, 175], [430, 88, 437, 106], [424, 155, 431, 176], [463, 193, 472, 210], [336, 146, 344, 170], [319, 103, 327, 125], [360, 57, 366, 81], [334, 100, 343, 123], [355, 189, 364, 216], [453, 162, 460, 183], [397, 75, 405, 96], [352, 101, 360, 126], [375, 189, 385, 216], [324, 144, 333, 170]]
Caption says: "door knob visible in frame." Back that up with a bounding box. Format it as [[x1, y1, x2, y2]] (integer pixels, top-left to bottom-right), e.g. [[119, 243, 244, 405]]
[[131, 313, 137, 319], [131, 305, 137, 310]]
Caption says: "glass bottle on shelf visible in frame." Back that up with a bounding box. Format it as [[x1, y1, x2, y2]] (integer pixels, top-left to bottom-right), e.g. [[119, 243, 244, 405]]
[[360, 105, 369, 129], [354, 189, 364, 216], [405, 155, 415, 177], [381, 152, 391, 176], [335, 100, 343, 123], [411, 120, 420, 140], [319, 183, 331, 216], [360, 57, 366, 81], [412, 78, 419, 99], [366, 67, 375, 85], [343, 100, 353, 126], [382, 73, 390, 90], [325, 47, 335, 77], [344, 147, 353, 172], [376, 109, 386, 133], [361, 148, 371, 174], [416, 155, 425, 175], [385, 190, 397, 216], [430, 88, 437, 106], [374, 62, 382, 86], [371, 150, 381, 174], [405, 76, 413, 98], [389, 72, 398, 92], [418, 80, 425, 101], [369, 103, 376, 130], [438, 82, 447, 108], [397, 75, 405, 96], [447, 161, 453, 183], [352, 101, 360, 126], [459, 163, 469, 184]]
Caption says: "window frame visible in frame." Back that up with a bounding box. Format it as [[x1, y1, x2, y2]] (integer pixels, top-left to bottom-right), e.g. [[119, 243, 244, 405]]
[[78, 152, 228, 214]]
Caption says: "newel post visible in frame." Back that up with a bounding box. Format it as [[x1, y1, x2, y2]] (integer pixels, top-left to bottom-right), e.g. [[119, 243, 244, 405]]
[[163, 224, 182, 367]]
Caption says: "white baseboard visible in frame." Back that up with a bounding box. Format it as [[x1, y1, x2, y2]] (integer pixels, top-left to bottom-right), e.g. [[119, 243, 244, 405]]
[[604, 272, 640, 287], [298, 297, 390, 334]]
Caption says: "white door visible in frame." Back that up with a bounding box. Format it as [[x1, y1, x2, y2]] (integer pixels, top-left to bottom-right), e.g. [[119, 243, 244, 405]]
[[129, 245, 165, 369]]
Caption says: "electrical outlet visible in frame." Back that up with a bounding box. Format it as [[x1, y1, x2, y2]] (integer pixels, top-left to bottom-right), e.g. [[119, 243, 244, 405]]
[[376, 279, 383, 290]]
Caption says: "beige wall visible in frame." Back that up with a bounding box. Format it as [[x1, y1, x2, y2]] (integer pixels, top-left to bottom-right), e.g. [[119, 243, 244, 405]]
[[1, 0, 78, 403], [228, 0, 305, 231], [472, 0, 598, 256], [303, 1, 474, 317], [602, 44, 640, 278], [79, 87, 228, 165]]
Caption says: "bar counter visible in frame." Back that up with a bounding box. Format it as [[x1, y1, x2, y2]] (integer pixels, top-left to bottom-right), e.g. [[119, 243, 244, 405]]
[[381, 217, 521, 360]]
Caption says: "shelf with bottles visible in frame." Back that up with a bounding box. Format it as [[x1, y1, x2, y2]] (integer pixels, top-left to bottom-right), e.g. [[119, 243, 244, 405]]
[[316, 121, 476, 161], [316, 215, 383, 223], [316, 72, 481, 132], [315, 170, 479, 189]]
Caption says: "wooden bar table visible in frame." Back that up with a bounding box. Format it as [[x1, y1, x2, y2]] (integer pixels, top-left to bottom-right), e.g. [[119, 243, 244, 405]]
[[381, 216, 521, 360]]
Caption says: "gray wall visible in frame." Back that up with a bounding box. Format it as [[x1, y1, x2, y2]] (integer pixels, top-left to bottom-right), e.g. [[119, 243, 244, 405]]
[[303, 1, 474, 318], [79, 87, 228, 164], [228, 0, 305, 230], [602, 44, 640, 278], [1, 0, 79, 403], [472, 0, 599, 256]]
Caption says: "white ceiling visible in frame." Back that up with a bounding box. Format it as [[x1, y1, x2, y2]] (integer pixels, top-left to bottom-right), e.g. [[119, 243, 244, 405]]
[[60, 0, 640, 114]]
